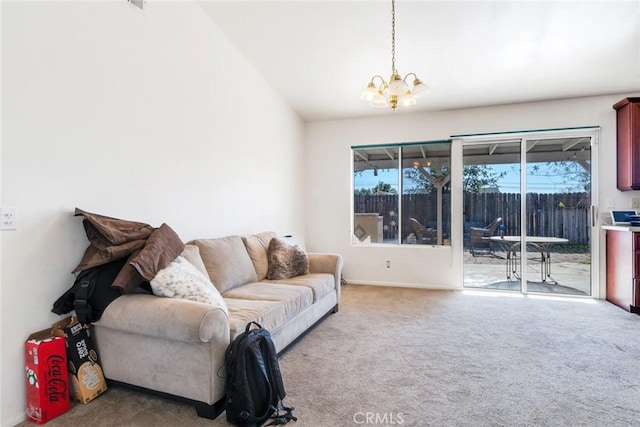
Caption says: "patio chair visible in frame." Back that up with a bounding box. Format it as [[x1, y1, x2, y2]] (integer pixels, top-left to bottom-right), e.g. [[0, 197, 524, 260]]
[[470, 217, 502, 256], [408, 218, 437, 244]]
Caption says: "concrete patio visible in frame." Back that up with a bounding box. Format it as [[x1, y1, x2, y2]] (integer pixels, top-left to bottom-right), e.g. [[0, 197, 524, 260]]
[[463, 247, 591, 295]]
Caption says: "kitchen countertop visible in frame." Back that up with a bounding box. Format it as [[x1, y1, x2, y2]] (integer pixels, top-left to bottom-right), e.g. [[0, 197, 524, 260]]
[[602, 225, 640, 232]]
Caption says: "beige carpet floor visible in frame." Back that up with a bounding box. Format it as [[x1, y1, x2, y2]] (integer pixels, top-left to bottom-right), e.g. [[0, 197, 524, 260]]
[[17, 285, 640, 427]]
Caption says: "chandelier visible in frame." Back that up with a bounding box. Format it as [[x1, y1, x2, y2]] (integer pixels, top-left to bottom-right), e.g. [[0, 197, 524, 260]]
[[360, 0, 430, 110]]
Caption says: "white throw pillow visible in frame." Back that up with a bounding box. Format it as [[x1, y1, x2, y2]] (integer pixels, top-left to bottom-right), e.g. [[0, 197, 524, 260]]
[[150, 255, 228, 314]]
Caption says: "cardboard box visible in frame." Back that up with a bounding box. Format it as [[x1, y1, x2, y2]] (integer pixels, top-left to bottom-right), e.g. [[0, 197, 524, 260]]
[[25, 329, 70, 424], [52, 317, 107, 404]]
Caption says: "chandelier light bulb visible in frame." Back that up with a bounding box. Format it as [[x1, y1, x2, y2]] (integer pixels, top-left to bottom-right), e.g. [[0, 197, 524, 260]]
[[398, 92, 416, 107], [411, 78, 431, 98], [388, 73, 409, 96], [369, 92, 388, 108], [360, 82, 378, 101]]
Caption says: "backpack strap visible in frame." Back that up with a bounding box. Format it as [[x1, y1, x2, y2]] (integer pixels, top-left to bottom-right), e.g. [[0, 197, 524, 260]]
[[262, 330, 287, 400], [245, 321, 263, 333], [73, 269, 97, 325], [261, 330, 297, 425], [237, 344, 276, 424], [265, 402, 297, 426], [52, 268, 92, 317], [240, 347, 297, 426]]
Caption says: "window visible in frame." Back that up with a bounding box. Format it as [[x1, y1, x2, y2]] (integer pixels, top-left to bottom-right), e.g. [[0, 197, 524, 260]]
[[352, 141, 452, 245]]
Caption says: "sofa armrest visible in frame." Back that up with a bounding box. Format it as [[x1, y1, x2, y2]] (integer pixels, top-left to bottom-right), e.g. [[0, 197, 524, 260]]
[[308, 253, 343, 300], [96, 293, 230, 344]]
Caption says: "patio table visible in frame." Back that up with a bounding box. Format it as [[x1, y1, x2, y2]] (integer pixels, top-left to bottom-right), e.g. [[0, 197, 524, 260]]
[[489, 236, 569, 283]]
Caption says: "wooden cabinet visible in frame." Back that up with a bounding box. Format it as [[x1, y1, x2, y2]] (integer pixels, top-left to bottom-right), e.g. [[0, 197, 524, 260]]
[[606, 229, 640, 313], [613, 97, 640, 191]]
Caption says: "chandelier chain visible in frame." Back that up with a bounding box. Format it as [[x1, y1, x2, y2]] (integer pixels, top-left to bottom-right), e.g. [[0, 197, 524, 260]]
[[391, 0, 396, 74]]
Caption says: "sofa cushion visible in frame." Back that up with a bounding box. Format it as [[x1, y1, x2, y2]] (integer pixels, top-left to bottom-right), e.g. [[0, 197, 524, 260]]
[[223, 282, 313, 320], [242, 231, 276, 281], [192, 236, 258, 293], [267, 238, 309, 280], [225, 298, 287, 340], [266, 273, 335, 302], [150, 256, 228, 314], [181, 244, 209, 278]]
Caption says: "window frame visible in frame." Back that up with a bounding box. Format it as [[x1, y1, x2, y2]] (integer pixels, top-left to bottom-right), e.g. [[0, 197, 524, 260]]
[[352, 140, 452, 247]]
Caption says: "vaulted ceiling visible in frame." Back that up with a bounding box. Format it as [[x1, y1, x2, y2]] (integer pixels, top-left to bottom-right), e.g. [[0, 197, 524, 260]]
[[199, 1, 640, 122]]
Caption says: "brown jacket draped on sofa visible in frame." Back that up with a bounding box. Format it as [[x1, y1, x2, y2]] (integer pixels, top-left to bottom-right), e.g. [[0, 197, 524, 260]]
[[72, 208, 185, 294]]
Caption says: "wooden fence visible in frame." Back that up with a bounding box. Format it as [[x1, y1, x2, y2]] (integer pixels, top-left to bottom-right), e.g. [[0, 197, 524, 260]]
[[354, 192, 591, 245]]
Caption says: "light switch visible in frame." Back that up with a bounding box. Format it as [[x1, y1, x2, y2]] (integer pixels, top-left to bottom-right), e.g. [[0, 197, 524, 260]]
[[1, 207, 17, 230]]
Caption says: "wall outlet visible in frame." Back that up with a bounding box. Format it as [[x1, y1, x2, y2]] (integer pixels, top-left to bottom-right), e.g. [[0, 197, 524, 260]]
[[1, 207, 17, 230], [632, 197, 640, 209], [386, 260, 391, 269]]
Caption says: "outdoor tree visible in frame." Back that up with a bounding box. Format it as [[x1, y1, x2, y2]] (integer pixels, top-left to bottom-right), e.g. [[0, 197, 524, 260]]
[[530, 161, 591, 193], [403, 165, 505, 194], [354, 181, 398, 195]]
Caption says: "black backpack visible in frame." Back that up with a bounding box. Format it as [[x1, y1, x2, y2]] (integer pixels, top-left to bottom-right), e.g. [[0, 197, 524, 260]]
[[225, 322, 296, 426], [52, 258, 127, 324]]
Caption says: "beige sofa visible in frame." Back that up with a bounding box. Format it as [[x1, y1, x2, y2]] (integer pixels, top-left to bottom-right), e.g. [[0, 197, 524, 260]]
[[92, 232, 342, 419]]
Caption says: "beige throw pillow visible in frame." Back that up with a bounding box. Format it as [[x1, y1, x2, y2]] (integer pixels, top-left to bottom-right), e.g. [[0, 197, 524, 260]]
[[242, 231, 277, 281], [267, 237, 309, 280], [181, 244, 209, 278], [193, 236, 258, 293]]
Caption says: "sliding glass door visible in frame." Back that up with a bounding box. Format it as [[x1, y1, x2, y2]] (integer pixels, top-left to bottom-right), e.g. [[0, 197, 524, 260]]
[[524, 136, 592, 295], [462, 140, 522, 291], [462, 130, 595, 296]]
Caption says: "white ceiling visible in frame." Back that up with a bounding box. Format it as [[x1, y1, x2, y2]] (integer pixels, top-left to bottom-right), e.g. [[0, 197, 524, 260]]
[[199, 1, 640, 122]]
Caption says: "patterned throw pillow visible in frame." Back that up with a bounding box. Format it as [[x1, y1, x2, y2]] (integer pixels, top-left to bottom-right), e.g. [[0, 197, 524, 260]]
[[267, 238, 309, 280], [150, 256, 228, 314]]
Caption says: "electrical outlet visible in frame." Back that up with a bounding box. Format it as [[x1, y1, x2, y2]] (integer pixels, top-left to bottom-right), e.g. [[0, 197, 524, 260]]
[[632, 197, 640, 209], [1, 207, 17, 230], [386, 260, 391, 269]]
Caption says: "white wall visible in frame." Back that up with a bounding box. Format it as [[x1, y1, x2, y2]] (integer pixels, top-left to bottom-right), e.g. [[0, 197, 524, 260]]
[[0, 2, 305, 425], [0, 1, 4, 419], [305, 94, 640, 293]]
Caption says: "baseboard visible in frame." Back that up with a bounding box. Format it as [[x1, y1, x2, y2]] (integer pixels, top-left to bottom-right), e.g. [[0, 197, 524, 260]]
[[2, 412, 28, 427], [346, 280, 462, 290]]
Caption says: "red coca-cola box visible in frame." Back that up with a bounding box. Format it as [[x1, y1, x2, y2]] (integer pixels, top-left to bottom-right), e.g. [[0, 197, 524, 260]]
[[25, 329, 70, 424]]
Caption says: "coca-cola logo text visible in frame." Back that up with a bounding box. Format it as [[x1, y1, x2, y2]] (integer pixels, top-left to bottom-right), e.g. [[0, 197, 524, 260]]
[[46, 355, 67, 402]]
